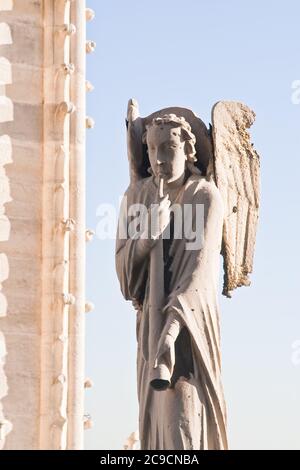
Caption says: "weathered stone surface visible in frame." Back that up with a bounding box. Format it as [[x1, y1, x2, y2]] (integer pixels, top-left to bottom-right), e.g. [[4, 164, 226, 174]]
[[0, 0, 13, 12], [212, 101, 260, 297], [0, 22, 12, 45], [0, 57, 12, 85], [0, 0, 87, 450], [5, 64, 43, 104], [116, 100, 260, 450], [0, 23, 43, 66]]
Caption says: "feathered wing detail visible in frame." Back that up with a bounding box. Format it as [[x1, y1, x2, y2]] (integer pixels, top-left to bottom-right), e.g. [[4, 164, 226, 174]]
[[126, 99, 145, 183], [211, 101, 260, 297]]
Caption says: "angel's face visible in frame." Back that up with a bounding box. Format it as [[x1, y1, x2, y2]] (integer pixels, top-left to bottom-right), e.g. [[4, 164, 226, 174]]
[[146, 124, 187, 184]]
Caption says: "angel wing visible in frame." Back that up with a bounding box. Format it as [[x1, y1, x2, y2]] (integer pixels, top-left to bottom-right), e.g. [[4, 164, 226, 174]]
[[211, 101, 260, 298], [126, 98, 146, 183]]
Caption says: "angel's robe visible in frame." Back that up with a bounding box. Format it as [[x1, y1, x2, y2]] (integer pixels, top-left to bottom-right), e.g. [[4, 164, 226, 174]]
[[115, 172, 228, 450]]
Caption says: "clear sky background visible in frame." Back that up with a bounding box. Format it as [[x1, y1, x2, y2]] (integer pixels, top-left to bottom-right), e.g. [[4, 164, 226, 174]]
[[84, 0, 300, 450]]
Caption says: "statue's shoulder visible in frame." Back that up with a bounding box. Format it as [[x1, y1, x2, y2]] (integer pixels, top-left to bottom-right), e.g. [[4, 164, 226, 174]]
[[187, 174, 220, 196], [124, 176, 154, 202], [187, 174, 223, 208]]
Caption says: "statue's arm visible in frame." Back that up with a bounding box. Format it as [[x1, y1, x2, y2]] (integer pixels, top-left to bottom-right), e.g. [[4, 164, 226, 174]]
[[115, 234, 153, 303], [152, 309, 183, 386], [115, 184, 171, 301]]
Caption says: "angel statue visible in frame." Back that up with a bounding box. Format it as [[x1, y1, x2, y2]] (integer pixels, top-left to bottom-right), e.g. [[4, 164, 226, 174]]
[[115, 99, 260, 450]]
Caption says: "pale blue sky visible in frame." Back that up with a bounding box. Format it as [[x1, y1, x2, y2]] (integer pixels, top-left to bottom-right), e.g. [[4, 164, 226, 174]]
[[85, 0, 300, 450]]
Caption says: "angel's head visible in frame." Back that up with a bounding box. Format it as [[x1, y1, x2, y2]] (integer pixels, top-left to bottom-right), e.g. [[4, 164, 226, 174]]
[[143, 114, 198, 184]]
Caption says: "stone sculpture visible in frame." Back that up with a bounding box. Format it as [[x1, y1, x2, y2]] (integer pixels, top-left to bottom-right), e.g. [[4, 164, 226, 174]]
[[0, 1, 95, 450], [115, 99, 260, 450]]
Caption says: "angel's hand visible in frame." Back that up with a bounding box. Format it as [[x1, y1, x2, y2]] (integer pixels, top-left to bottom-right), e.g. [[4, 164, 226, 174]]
[[132, 298, 142, 312], [150, 193, 171, 239], [154, 310, 182, 374], [133, 193, 171, 256], [154, 333, 176, 375]]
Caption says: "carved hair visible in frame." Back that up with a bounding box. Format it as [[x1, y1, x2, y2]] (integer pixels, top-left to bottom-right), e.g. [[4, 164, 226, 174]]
[[143, 114, 197, 165]]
